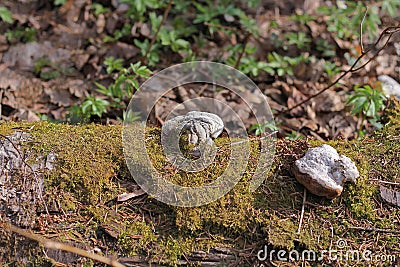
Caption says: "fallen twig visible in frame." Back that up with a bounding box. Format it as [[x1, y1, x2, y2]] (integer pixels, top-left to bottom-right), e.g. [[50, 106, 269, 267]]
[[348, 226, 400, 234], [2, 223, 127, 267], [234, 33, 251, 69], [143, 0, 173, 64], [278, 24, 400, 116]]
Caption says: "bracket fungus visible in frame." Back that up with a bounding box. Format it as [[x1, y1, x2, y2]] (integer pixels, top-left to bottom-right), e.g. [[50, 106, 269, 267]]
[[293, 144, 359, 199], [162, 111, 224, 157]]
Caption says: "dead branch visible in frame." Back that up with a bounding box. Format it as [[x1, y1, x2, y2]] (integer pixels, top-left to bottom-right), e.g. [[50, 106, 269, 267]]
[[2, 223, 127, 267], [143, 0, 173, 64], [234, 33, 251, 69], [278, 24, 400, 116]]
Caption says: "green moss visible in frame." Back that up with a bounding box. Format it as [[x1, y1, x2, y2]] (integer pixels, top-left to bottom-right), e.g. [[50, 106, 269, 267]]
[[146, 128, 230, 187], [264, 214, 297, 249], [118, 221, 158, 256], [30, 122, 125, 207]]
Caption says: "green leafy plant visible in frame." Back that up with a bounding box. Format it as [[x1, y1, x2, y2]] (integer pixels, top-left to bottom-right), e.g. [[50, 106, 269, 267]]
[[34, 57, 75, 81], [67, 97, 110, 123], [0, 6, 13, 24], [315, 39, 336, 58], [96, 59, 151, 106], [249, 122, 278, 136], [264, 52, 309, 77], [233, 57, 268, 77], [103, 23, 131, 43], [317, 2, 381, 41], [115, 0, 262, 67], [121, 0, 166, 20], [81, 96, 110, 118], [289, 13, 316, 25], [285, 131, 304, 140], [347, 85, 387, 136], [92, 3, 109, 16], [68, 60, 151, 123], [53, 0, 67, 6], [231, 52, 308, 78], [284, 32, 311, 50], [323, 61, 341, 78], [158, 29, 190, 53], [381, 0, 400, 17], [134, 39, 161, 66], [6, 27, 37, 43], [104, 57, 124, 73]]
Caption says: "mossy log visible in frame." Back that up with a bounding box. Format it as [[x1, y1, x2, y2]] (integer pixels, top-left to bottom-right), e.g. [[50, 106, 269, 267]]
[[1, 98, 399, 266]]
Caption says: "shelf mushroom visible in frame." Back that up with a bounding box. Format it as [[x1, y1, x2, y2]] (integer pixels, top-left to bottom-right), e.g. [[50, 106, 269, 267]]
[[162, 111, 224, 157]]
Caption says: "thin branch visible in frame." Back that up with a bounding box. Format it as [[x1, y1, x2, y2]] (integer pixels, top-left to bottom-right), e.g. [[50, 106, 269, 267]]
[[3, 223, 127, 267], [369, 179, 400, 186], [348, 226, 400, 234], [204, 21, 253, 70], [143, 0, 173, 64], [234, 33, 251, 69], [278, 25, 400, 116], [360, 7, 368, 53]]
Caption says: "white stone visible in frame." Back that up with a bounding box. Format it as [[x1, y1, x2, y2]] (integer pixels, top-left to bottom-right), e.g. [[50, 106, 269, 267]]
[[293, 144, 359, 199], [378, 75, 400, 99]]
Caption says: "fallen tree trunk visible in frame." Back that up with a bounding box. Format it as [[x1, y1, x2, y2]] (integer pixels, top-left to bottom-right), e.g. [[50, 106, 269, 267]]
[[1, 98, 399, 267]]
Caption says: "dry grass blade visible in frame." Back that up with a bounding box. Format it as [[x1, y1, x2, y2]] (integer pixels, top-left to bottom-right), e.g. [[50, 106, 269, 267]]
[[297, 188, 306, 234]]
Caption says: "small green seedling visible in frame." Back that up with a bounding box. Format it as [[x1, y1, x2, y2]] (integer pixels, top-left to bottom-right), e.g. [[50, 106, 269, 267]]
[[81, 96, 110, 118], [68, 60, 151, 123], [347, 85, 386, 137], [0, 6, 13, 24], [285, 131, 304, 140], [249, 122, 278, 136]]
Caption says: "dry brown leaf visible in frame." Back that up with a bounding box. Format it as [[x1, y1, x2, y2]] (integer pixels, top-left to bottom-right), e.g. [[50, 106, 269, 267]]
[[302, 119, 318, 131], [13, 109, 40, 122], [68, 79, 88, 98], [0, 68, 44, 109], [44, 87, 74, 107], [71, 50, 90, 70], [315, 91, 344, 112], [140, 23, 151, 37], [285, 117, 302, 129], [50, 108, 66, 120], [96, 14, 105, 34], [3, 42, 71, 70]]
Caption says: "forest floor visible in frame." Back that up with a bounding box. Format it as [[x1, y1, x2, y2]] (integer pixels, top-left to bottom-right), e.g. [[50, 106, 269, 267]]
[[0, 0, 399, 139]]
